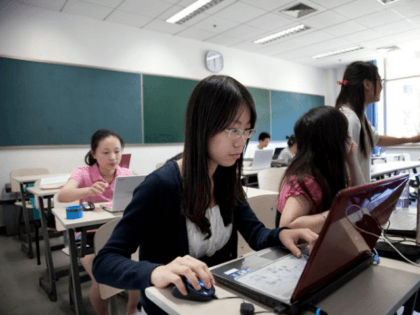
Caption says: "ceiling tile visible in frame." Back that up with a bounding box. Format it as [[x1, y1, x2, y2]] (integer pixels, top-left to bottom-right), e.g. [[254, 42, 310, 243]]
[[176, 27, 215, 41], [322, 20, 367, 36], [245, 12, 294, 31], [17, 0, 66, 10], [213, 2, 266, 23], [106, 10, 153, 28], [202, 0, 238, 15], [230, 40, 263, 52], [143, 19, 187, 35], [385, 29, 420, 43], [191, 15, 239, 33], [205, 34, 244, 46], [300, 10, 347, 29], [391, 0, 420, 18], [354, 9, 403, 28], [358, 37, 397, 50], [372, 19, 417, 36], [291, 30, 335, 46], [82, 0, 123, 8], [118, 0, 173, 17], [62, 0, 113, 20], [341, 29, 382, 43], [332, 0, 385, 19], [221, 24, 266, 40], [239, 0, 293, 11], [156, 4, 185, 20], [309, 0, 356, 9], [162, 0, 183, 3]]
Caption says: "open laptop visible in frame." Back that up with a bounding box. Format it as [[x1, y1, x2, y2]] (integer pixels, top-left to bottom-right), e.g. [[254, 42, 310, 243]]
[[212, 174, 409, 309], [244, 149, 274, 171], [272, 148, 284, 160], [104, 175, 145, 212]]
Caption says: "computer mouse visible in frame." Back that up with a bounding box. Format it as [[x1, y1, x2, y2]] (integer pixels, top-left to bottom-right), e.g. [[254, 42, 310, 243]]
[[81, 201, 95, 211], [171, 278, 215, 302]]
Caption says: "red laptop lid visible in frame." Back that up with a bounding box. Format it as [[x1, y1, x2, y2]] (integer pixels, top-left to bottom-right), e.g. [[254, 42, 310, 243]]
[[119, 153, 131, 169], [292, 174, 409, 302]]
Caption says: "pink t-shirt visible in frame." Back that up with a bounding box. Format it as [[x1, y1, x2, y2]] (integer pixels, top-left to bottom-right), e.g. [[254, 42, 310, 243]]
[[277, 175, 322, 214], [70, 163, 132, 203]]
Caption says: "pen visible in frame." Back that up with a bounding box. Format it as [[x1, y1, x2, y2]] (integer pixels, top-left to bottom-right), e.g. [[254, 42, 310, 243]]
[[305, 304, 328, 315]]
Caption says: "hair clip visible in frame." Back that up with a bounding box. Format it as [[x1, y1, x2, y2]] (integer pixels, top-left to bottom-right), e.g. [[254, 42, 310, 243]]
[[337, 79, 349, 86]]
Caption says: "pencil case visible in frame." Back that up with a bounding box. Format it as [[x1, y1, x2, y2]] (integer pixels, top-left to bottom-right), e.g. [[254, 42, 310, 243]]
[[66, 205, 83, 220]]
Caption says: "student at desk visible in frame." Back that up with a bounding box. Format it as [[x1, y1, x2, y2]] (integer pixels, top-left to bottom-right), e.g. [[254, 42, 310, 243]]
[[336, 61, 420, 183], [92, 75, 318, 315], [245, 131, 271, 158], [278, 134, 297, 165], [59, 129, 140, 315], [277, 106, 365, 233]]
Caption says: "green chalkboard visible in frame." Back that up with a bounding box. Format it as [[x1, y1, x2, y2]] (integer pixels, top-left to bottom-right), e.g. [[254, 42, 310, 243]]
[[143, 75, 198, 144], [248, 87, 270, 142], [271, 91, 324, 140], [0, 57, 141, 146]]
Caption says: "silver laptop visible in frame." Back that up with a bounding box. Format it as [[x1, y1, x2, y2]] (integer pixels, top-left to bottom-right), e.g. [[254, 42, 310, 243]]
[[244, 149, 274, 171], [107, 175, 145, 212]]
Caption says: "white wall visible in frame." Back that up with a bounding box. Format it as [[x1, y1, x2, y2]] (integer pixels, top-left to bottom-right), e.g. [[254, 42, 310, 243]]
[[0, 1, 334, 226]]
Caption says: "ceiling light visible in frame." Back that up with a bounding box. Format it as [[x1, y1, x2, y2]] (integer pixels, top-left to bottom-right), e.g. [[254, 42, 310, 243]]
[[166, 0, 224, 25], [253, 24, 310, 45], [312, 46, 364, 59], [376, 45, 400, 53]]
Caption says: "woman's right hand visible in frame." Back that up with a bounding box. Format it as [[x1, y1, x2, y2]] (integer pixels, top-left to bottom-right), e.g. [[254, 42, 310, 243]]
[[150, 255, 215, 295], [87, 181, 108, 197]]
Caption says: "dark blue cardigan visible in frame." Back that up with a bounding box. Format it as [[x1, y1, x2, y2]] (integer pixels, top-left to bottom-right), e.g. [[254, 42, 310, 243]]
[[92, 161, 284, 314]]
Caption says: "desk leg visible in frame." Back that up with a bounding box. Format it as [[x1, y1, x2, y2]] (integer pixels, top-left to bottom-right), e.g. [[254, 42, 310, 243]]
[[19, 183, 34, 259], [38, 196, 58, 302], [68, 229, 84, 315], [412, 167, 420, 186], [402, 289, 418, 315]]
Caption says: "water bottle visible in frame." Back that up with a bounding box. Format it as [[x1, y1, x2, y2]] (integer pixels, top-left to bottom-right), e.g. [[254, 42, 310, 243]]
[[397, 181, 410, 210]]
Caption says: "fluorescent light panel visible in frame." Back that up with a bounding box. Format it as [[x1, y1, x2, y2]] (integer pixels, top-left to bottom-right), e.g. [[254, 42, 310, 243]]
[[312, 46, 363, 59], [166, 0, 224, 25], [254, 24, 310, 44]]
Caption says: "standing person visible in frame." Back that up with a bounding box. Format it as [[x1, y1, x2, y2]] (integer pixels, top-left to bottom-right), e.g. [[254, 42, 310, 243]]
[[92, 75, 318, 315], [335, 61, 420, 183], [279, 134, 297, 165], [276, 106, 365, 232], [59, 129, 141, 315]]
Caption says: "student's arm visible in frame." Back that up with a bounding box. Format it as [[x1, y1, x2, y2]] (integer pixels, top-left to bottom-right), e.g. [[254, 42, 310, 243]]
[[279, 195, 328, 234], [377, 134, 420, 146], [346, 141, 366, 187], [58, 178, 108, 203]]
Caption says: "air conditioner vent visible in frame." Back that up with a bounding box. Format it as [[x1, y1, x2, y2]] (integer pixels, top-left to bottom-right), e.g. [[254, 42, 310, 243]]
[[280, 3, 316, 19], [377, 0, 399, 5]]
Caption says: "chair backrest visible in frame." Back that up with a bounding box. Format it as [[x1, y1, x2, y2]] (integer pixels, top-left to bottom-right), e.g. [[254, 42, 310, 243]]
[[156, 162, 165, 169], [403, 153, 411, 161], [94, 218, 139, 299], [10, 167, 50, 192], [257, 167, 287, 192], [238, 194, 279, 257]]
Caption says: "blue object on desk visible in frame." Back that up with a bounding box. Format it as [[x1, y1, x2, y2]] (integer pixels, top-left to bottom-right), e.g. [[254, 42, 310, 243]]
[[66, 205, 83, 220]]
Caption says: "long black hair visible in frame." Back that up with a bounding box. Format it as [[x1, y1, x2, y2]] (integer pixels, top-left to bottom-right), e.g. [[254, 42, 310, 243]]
[[335, 61, 379, 157], [183, 75, 257, 239], [280, 106, 349, 212], [84, 129, 125, 166]]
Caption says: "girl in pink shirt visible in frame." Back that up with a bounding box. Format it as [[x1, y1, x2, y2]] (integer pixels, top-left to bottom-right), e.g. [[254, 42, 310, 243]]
[[59, 129, 140, 315], [277, 106, 365, 233]]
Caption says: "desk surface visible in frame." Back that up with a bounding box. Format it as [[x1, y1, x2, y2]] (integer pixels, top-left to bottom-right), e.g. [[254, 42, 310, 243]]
[[12, 172, 70, 184], [243, 187, 277, 198], [146, 264, 420, 315], [371, 161, 420, 178], [27, 186, 61, 197]]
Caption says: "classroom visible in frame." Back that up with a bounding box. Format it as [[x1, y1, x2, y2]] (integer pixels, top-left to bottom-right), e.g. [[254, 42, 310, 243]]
[[1, 0, 420, 314]]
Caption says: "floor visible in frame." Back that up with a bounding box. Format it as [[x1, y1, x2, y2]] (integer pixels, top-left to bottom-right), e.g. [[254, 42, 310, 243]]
[[0, 232, 132, 315]]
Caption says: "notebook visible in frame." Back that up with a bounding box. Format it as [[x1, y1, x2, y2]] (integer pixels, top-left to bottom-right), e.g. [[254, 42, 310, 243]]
[[119, 153, 131, 169], [244, 149, 274, 171], [212, 174, 409, 308], [104, 175, 145, 212], [272, 148, 285, 160]]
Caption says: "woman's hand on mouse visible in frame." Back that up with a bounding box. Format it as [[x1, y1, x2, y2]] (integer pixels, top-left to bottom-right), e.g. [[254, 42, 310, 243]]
[[150, 255, 215, 295], [279, 228, 318, 258], [88, 181, 108, 197]]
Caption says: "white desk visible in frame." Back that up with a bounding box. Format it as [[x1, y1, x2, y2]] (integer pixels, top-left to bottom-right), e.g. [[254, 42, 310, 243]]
[[53, 205, 122, 315], [11, 173, 70, 259], [371, 161, 420, 184], [146, 260, 420, 315]]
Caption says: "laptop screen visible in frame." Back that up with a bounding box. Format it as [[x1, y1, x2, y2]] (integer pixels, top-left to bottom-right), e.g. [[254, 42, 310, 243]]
[[293, 174, 408, 301]]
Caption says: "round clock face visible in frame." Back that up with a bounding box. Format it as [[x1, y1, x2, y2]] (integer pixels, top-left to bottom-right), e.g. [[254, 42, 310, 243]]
[[205, 50, 224, 73]]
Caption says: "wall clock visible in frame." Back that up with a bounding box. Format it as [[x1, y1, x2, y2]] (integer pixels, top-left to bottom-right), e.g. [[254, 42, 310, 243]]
[[205, 50, 224, 73]]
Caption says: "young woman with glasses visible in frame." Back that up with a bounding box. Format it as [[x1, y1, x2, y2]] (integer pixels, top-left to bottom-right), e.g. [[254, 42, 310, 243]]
[[92, 75, 318, 315]]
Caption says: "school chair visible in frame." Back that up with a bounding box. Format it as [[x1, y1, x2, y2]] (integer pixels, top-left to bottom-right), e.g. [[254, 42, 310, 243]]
[[10, 167, 49, 257], [156, 162, 165, 169], [257, 167, 287, 192], [94, 218, 140, 315], [238, 194, 279, 257]]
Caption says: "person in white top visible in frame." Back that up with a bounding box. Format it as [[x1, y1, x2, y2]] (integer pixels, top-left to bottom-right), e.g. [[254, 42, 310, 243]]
[[279, 134, 297, 165], [245, 132, 271, 158], [335, 61, 420, 183]]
